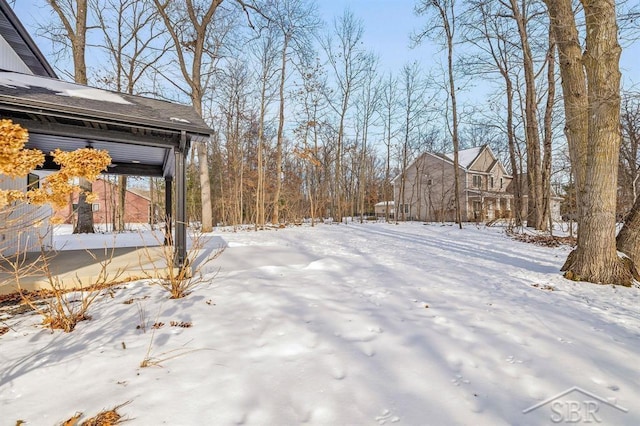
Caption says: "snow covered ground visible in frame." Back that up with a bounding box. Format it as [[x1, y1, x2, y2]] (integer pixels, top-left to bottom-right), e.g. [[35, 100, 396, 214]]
[[1, 222, 639, 425]]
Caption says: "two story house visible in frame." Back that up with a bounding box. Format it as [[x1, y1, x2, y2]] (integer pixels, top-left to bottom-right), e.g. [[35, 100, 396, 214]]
[[392, 145, 515, 222]]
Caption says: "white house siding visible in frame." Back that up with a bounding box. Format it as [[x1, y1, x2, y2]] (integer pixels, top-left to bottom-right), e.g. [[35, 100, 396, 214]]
[[0, 174, 52, 256], [394, 153, 462, 222], [0, 36, 32, 75]]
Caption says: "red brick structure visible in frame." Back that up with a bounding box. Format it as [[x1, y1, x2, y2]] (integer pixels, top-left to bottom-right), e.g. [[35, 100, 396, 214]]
[[54, 178, 151, 225]]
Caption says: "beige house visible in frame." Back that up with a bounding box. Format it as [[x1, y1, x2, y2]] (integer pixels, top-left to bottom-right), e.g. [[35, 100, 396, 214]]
[[393, 145, 515, 222], [374, 201, 394, 219]]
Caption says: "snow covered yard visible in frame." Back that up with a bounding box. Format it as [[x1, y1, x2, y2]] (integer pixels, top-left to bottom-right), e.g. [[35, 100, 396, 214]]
[[1, 222, 639, 425]]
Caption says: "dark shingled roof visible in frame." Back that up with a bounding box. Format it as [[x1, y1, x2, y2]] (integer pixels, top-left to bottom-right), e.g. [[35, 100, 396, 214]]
[[0, 72, 212, 178], [0, 0, 56, 77], [0, 72, 211, 136]]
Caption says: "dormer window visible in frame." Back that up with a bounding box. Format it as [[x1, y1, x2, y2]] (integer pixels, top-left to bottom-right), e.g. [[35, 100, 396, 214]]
[[490, 176, 494, 188], [473, 175, 482, 188]]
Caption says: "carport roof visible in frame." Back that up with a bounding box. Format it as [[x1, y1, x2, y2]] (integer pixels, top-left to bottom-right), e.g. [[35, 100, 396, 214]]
[[0, 72, 211, 177]]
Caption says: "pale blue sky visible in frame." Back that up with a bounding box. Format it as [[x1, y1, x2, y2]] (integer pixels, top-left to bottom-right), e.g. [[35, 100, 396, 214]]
[[10, 1, 640, 88], [316, 0, 433, 73]]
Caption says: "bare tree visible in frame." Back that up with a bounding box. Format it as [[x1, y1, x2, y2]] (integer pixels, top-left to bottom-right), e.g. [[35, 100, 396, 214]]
[[321, 9, 375, 223], [45, 0, 96, 234], [249, 27, 279, 229], [397, 61, 429, 222], [462, 0, 525, 226], [617, 91, 640, 267], [152, 0, 239, 232], [267, 0, 320, 224], [355, 61, 380, 223], [413, 0, 463, 228], [293, 58, 330, 226], [92, 0, 167, 232], [540, 23, 556, 232], [503, 0, 545, 229], [546, 0, 633, 285], [379, 73, 400, 222], [617, 91, 640, 216]]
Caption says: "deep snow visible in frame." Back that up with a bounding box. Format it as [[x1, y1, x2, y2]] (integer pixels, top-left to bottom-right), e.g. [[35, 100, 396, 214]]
[[1, 222, 639, 425]]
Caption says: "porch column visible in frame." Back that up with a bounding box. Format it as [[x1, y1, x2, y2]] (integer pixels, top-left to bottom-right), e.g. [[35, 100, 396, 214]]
[[174, 131, 188, 267], [164, 176, 173, 245]]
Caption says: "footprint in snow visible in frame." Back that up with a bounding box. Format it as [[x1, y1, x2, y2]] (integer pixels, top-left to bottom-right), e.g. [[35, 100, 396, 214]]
[[505, 355, 523, 364], [452, 374, 470, 386], [375, 409, 400, 424]]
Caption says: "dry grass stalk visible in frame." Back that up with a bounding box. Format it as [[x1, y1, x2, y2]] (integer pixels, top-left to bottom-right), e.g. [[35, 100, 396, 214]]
[[135, 301, 148, 333], [60, 401, 129, 426], [3, 238, 125, 332], [137, 224, 224, 299], [80, 401, 130, 426]]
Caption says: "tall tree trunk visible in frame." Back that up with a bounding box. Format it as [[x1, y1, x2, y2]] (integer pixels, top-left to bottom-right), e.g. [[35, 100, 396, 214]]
[[540, 27, 556, 232], [505, 78, 523, 227], [153, 0, 223, 233], [447, 25, 462, 228], [48, 0, 95, 234], [272, 36, 289, 225], [117, 175, 127, 231], [547, 0, 632, 285], [510, 0, 542, 229]]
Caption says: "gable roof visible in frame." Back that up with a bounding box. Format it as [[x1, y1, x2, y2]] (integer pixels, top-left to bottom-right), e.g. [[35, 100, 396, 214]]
[[444, 146, 483, 169], [0, 0, 56, 77]]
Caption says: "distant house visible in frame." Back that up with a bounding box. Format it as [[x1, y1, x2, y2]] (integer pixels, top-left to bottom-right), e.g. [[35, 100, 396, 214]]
[[374, 201, 394, 219], [393, 145, 562, 223], [53, 178, 154, 226]]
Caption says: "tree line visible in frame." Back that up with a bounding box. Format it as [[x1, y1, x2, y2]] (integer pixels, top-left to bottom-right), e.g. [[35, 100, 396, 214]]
[[21, 0, 640, 285]]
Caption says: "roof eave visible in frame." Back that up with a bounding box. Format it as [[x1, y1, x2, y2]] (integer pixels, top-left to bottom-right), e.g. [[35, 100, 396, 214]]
[[0, 94, 212, 138]]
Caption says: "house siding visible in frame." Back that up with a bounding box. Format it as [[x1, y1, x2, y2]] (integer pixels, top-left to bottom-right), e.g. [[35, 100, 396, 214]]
[[0, 36, 32, 75], [394, 146, 517, 223], [394, 153, 463, 222], [0, 173, 53, 256]]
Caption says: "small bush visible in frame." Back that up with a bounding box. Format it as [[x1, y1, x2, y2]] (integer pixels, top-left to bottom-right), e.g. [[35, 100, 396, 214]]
[[138, 226, 224, 299]]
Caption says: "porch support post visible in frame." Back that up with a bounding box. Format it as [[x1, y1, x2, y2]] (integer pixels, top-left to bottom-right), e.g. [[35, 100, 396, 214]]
[[164, 176, 173, 245], [174, 131, 188, 267]]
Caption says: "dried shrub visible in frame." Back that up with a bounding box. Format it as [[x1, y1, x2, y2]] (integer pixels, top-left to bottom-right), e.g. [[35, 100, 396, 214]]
[[61, 401, 129, 426], [0, 120, 111, 210], [4, 242, 125, 332], [137, 225, 224, 299], [0, 121, 114, 332]]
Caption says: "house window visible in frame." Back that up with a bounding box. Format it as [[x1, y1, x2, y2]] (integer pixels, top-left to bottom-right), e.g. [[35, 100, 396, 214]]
[[473, 201, 482, 219], [92, 203, 100, 212], [472, 175, 482, 188], [403, 204, 410, 214], [426, 178, 433, 186], [490, 176, 494, 188], [500, 178, 504, 189], [27, 173, 39, 189]]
